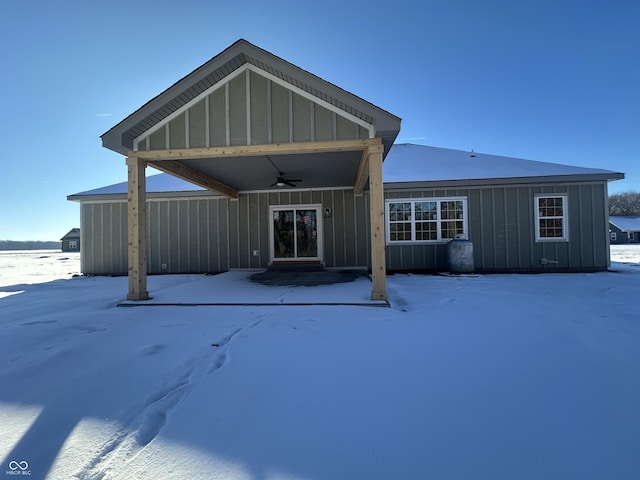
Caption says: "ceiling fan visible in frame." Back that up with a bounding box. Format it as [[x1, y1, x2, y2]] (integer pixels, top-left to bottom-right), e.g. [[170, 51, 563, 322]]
[[270, 172, 302, 188], [266, 155, 302, 188]]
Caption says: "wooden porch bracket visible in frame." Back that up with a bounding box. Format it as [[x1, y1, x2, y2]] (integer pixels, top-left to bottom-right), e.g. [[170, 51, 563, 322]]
[[150, 160, 238, 199], [367, 145, 387, 301], [354, 142, 383, 194], [126, 155, 149, 301]]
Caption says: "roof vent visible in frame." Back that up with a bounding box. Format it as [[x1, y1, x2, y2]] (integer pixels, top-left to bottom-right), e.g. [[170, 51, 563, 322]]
[[470, 149, 476, 158]]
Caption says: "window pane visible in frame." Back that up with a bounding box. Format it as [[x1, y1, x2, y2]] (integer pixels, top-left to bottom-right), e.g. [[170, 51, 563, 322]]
[[415, 202, 437, 220], [416, 221, 437, 240], [389, 202, 411, 221], [539, 218, 563, 238], [296, 209, 318, 257], [538, 197, 563, 217], [441, 220, 464, 239], [273, 210, 295, 257], [441, 201, 464, 221], [390, 222, 411, 241], [388, 202, 412, 241]]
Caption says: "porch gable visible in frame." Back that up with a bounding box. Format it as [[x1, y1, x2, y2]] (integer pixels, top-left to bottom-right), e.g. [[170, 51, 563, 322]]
[[133, 66, 373, 153], [102, 39, 400, 156]]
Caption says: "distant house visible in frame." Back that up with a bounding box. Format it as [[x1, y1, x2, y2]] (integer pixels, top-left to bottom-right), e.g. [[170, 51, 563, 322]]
[[609, 217, 640, 244], [61, 228, 80, 252], [66, 39, 625, 301]]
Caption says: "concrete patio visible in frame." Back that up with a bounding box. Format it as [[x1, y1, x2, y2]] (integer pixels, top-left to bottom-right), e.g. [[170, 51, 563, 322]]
[[118, 270, 389, 307]]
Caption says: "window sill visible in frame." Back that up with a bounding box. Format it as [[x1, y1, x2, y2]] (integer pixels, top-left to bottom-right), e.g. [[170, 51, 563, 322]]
[[535, 238, 569, 243], [387, 240, 454, 246]]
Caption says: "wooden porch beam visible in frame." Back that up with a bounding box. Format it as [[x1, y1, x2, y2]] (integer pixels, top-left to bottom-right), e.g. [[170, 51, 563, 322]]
[[126, 155, 149, 301], [149, 160, 239, 199], [368, 146, 387, 301], [131, 138, 382, 161], [354, 143, 383, 194]]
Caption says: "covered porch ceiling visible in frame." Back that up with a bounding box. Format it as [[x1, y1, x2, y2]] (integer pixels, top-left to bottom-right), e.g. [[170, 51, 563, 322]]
[[171, 151, 360, 191]]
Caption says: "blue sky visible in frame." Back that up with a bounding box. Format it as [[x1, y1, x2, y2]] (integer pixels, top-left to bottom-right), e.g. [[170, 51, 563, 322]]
[[1, 0, 638, 241]]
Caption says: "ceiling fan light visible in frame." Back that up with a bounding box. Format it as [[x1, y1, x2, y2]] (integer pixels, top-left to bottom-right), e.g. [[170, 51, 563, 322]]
[[276, 181, 285, 187]]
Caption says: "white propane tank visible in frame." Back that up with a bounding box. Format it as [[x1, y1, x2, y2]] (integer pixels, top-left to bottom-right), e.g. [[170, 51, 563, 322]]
[[447, 234, 474, 274]]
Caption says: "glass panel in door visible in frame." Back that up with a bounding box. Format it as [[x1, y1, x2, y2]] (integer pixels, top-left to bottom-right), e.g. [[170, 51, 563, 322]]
[[273, 210, 295, 258], [296, 209, 318, 258]]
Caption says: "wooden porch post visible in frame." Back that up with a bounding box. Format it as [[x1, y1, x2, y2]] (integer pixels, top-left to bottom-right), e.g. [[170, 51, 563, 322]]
[[126, 155, 149, 300], [368, 145, 387, 300]]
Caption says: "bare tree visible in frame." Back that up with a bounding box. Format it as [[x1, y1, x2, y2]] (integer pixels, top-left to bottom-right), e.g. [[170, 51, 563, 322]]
[[609, 190, 640, 216]]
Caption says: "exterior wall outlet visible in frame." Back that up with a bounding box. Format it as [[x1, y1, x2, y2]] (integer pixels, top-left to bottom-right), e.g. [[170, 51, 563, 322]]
[[161, 263, 168, 270], [252, 250, 259, 257]]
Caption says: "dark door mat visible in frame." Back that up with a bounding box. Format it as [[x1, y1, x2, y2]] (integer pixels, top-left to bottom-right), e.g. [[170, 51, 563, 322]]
[[250, 269, 367, 286]]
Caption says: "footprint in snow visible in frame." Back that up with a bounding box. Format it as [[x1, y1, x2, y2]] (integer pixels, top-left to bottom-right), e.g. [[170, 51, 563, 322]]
[[140, 345, 167, 356], [19, 320, 58, 326], [207, 353, 228, 374]]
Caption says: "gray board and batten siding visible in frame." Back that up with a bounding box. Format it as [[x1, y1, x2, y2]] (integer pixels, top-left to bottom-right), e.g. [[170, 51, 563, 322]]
[[135, 69, 371, 152], [385, 180, 611, 273], [78, 188, 370, 276], [77, 178, 611, 276]]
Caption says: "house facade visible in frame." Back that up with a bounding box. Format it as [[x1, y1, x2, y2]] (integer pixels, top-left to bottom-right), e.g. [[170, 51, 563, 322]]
[[609, 216, 640, 244], [71, 39, 623, 300], [70, 143, 622, 275], [60, 228, 80, 252], [382, 144, 621, 272], [69, 179, 370, 275]]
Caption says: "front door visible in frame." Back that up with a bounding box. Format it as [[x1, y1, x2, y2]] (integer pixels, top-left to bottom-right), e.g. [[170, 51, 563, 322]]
[[270, 205, 322, 263]]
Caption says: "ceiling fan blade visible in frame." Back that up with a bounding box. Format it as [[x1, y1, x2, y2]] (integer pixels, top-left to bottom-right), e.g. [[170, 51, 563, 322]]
[[272, 175, 302, 188]]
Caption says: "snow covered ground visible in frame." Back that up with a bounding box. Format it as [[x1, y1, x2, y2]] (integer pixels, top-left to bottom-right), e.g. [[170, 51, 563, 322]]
[[0, 250, 81, 291], [1, 248, 639, 479]]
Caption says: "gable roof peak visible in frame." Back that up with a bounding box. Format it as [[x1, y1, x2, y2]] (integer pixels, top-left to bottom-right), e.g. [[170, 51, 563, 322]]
[[101, 39, 400, 155]]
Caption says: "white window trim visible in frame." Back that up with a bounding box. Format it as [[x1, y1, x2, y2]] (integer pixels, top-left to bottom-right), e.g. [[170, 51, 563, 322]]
[[385, 197, 468, 245], [534, 194, 569, 242], [268, 204, 323, 262], [611, 232, 617, 241]]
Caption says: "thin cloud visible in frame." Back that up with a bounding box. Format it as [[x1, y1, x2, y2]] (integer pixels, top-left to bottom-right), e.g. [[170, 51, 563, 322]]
[[396, 137, 426, 142], [95, 113, 113, 117]]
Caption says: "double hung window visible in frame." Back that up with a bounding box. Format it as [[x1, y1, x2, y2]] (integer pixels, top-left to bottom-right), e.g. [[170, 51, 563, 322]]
[[535, 195, 568, 242], [386, 197, 467, 244]]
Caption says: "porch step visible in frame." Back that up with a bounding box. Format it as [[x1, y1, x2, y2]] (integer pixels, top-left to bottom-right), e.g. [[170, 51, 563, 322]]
[[267, 263, 324, 272]]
